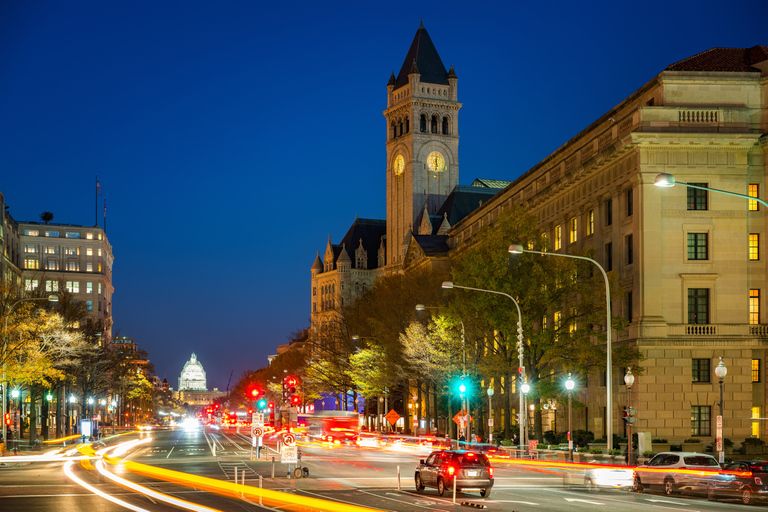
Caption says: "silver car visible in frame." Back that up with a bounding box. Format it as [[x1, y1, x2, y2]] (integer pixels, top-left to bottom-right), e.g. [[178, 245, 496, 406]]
[[633, 452, 720, 495]]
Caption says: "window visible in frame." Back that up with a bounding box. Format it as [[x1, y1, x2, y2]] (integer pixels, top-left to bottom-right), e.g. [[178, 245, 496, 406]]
[[86, 300, 93, 311], [45, 231, 59, 237], [86, 282, 93, 294], [24, 279, 39, 291], [688, 288, 709, 324], [752, 407, 761, 438], [64, 247, 79, 256], [749, 184, 760, 211], [420, 114, 427, 132], [66, 281, 80, 293], [752, 359, 761, 383], [44, 246, 59, 254], [24, 244, 37, 253], [569, 217, 578, 243], [626, 188, 633, 216], [46, 280, 59, 292], [98, 248, 102, 256], [554, 311, 562, 330], [692, 359, 711, 382], [46, 259, 59, 270], [24, 258, 39, 269], [87, 248, 93, 256], [687, 233, 708, 260], [554, 225, 562, 250], [605, 242, 613, 271], [605, 199, 613, 226], [569, 307, 577, 333], [687, 184, 708, 210], [691, 406, 711, 436], [751, 289, 760, 325], [626, 292, 633, 322], [65, 232, 80, 239], [587, 209, 594, 236], [24, 229, 39, 236], [625, 234, 633, 264], [86, 233, 93, 240], [98, 283, 102, 294], [86, 263, 93, 272], [66, 261, 79, 271], [750, 234, 759, 260]]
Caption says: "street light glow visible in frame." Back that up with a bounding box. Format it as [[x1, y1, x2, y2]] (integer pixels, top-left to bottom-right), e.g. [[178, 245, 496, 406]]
[[653, 173, 676, 187], [565, 377, 574, 391]]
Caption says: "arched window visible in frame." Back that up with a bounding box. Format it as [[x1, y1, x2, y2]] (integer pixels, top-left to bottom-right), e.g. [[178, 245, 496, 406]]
[[420, 114, 427, 132], [405, 117, 410, 133], [431, 115, 438, 133], [399, 121, 403, 136], [442, 117, 449, 134], [391, 122, 397, 139]]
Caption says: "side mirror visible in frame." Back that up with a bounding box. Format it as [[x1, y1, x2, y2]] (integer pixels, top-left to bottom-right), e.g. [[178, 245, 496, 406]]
[[643, 460, 649, 466], [420, 459, 425, 465]]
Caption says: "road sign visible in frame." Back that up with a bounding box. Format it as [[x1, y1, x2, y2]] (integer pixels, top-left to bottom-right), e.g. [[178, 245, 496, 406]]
[[252, 426, 263, 437], [283, 432, 296, 446], [385, 409, 400, 425], [529, 440, 539, 452], [252, 435, 262, 447], [252, 412, 264, 427], [452, 410, 471, 425], [488, 418, 494, 427], [281, 445, 298, 464], [717, 415, 723, 428]]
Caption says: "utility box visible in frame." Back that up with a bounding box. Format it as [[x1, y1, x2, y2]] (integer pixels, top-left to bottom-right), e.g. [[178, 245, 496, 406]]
[[638, 431, 652, 455]]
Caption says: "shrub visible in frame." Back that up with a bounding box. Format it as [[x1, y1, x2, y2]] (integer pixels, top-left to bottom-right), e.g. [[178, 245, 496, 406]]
[[652, 438, 668, 443], [573, 430, 595, 448], [592, 438, 607, 443], [743, 437, 765, 446], [577, 446, 589, 453], [588, 448, 603, 454], [543, 430, 558, 445], [500, 439, 515, 446], [671, 444, 682, 451], [724, 438, 734, 448], [683, 438, 701, 443], [643, 451, 656, 458], [609, 449, 621, 456]]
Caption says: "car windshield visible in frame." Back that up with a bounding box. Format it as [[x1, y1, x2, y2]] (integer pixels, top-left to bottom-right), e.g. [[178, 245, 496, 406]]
[[683, 456, 719, 467], [453, 452, 490, 466]]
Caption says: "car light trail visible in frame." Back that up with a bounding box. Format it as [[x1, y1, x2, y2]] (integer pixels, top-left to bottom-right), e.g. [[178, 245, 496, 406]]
[[63, 459, 152, 512]]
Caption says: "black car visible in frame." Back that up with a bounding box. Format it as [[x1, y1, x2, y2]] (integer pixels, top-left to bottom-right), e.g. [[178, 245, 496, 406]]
[[707, 460, 768, 505], [415, 450, 494, 498]]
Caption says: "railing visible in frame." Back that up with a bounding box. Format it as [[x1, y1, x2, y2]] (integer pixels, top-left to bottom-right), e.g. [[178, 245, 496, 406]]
[[667, 324, 766, 336], [679, 110, 718, 123]]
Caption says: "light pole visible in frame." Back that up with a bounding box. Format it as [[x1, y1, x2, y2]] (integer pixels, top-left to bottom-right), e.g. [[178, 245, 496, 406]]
[[509, 244, 615, 451], [487, 386, 494, 443], [624, 367, 635, 466], [2, 294, 58, 446], [654, 173, 768, 208], [565, 374, 574, 462], [715, 357, 727, 464], [521, 382, 530, 454], [441, 282, 526, 450]]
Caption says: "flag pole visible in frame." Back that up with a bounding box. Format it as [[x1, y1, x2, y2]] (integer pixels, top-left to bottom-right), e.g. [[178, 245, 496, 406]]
[[104, 199, 107, 234], [95, 175, 99, 227]]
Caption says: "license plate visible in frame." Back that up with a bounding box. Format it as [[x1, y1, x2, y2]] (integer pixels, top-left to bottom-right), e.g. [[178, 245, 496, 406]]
[[467, 470, 478, 477]]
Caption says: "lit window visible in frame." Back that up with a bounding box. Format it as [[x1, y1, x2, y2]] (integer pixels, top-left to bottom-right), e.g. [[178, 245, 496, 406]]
[[65, 232, 80, 239], [569, 217, 578, 243], [98, 233, 102, 240], [24, 258, 39, 269], [45, 231, 59, 237], [750, 289, 760, 325], [46, 280, 59, 292], [86, 233, 93, 240], [24, 229, 39, 236], [44, 246, 59, 254], [46, 259, 59, 270], [66, 281, 80, 293], [24, 244, 38, 253], [554, 225, 562, 250], [64, 247, 79, 256], [24, 279, 38, 291], [98, 248, 102, 256], [554, 311, 562, 330], [98, 263, 102, 272], [750, 234, 760, 260], [687, 233, 708, 260], [86, 300, 93, 311], [587, 209, 594, 236], [87, 282, 93, 294], [752, 407, 761, 438], [87, 248, 93, 256], [66, 261, 79, 271], [86, 263, 93, 272], [752, 359, 761, 383], [98, 283, 102, 294], [691, 405, 711, 436], [749, 184, 760, 211], [569, 307, 577, 332]]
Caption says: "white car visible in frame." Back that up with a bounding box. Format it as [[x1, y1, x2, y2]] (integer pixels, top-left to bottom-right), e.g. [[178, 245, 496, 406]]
[[563, 461, 634, 492], [633, 452, 720, 495]]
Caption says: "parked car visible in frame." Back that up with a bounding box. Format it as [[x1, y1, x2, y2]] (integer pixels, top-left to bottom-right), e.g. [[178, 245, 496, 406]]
[[415, 450, 494, 498], [633, 452, 720, 495], [707, 460, 768, 505], [563, 460, 634, 492]]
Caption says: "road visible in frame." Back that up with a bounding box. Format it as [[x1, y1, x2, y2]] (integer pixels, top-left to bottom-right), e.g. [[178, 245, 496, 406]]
[[0, 426, 756, 511]]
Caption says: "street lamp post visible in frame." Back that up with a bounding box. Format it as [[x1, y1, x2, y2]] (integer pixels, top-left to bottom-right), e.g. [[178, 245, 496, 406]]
[[521, 382, 530, 454], [487, 386, 494, 443], [715, 357, 727, 464], [565, 374, 575, 462], [2, 294, 58, 446], [441, 282, 526, 451], [624, 368, 635, 466], [654, 173, 768, 208], [509, 244, 615, 451]]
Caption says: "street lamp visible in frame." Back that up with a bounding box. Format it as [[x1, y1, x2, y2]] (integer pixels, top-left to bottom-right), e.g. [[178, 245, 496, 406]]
[[624, 368, 635, 466], [654, 173, 768, 209], [2, 294, 58, 446], [565, 374, 575, 462], [487, 386, 494, 443], [509, 243, 616, 451], [441, 281, 527, 450], [715, 357, 727, 464], [521, 382, 530, 453]]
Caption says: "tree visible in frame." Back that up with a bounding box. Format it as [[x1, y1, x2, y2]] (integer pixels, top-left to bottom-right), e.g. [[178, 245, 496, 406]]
[[39, 212, 54, 224], [448, 204, 641, 441]]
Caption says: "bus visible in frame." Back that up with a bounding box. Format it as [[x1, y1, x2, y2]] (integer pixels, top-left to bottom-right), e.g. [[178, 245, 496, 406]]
[[304, 411, 360, 444]]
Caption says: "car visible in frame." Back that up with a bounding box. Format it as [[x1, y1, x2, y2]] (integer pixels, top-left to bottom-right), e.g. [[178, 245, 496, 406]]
[[563, 460, 634, 492], [415, 450, 494, 498], [633, 452, 720, 495], [706, 460, 768, 505]]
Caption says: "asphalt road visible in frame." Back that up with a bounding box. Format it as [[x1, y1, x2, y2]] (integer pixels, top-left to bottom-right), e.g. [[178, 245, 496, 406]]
[[0, 427, 758, 511]]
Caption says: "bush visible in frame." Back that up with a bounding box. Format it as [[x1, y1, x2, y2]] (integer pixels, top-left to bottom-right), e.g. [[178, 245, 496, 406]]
[[573, 430, 595, 448], [500, 439, 515, 446], [671, 444, 682, 451], [609, 449, 621, 456], [592, 438, 607, 443], [683, 438, 701, 443], [577, 446, 589, 453], [652, 438, 668, 443], [543, 430, 558, 445], [724, 438, 734, 448], [643, 451, 656, 458], [743, 437, 765, 446], [588, 448, 603, 454]]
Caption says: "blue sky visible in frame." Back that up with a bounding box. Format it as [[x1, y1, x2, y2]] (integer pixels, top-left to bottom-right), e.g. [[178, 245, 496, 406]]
[[1, 0, 765, 389]]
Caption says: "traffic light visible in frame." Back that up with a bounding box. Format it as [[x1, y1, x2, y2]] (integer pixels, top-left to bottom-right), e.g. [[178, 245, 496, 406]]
[[455, 375, 470, 395], [623, 408, 637, 424], [283, 376, 298, 400], [250, 388, 262, 399], [4, 413, 10, 426], [256, 398, 268, 410], [290, 395, 301, 406], [267, 401, 275, 410], [248, 408, 253, 415]]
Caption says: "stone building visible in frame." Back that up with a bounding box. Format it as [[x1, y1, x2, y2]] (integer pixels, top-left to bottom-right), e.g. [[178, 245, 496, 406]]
[[311, 24, 768, 445]]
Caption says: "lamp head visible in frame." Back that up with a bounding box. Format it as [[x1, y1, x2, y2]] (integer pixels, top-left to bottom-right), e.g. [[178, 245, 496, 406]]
[[415, 304, 425, 311], [441, 281, 454, 289], [624, 367, 635, 387], [47, 294, 59, 302], [508, 244, 524, 254], [654, 173, 676, 187], [715, 356, 727, 379], [521, 383, 530, 394], [565, 375, 575, 391]]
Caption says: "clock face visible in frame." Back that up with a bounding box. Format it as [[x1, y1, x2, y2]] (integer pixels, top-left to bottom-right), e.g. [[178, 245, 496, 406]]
[[394, 155, 405, 176], [427, 151, 445, 172]]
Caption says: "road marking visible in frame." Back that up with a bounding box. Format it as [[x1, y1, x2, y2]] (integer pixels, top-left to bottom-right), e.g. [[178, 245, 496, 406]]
[[646, 498, 681, 504], [166, 447, 174, 459], [492, 501, 539, 505], [564, 498, 603, 504]]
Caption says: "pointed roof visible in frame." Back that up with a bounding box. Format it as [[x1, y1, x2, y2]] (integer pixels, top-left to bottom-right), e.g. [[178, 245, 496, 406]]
[[337, 218, 387, 270], [665, 45, 768, 72], [311, 251, 323, 271], [436, 185, 505, 227], [395, 22, 449, 90]]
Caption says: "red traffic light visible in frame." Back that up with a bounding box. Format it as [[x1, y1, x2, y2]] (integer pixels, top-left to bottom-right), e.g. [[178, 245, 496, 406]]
[[4, 413, 10, 426], [286, 377, 297, 386], [267, 401, 275, 409], [251, 388, 262, 398], [290, 395, 301, 406], [248, 409, 253, 414]]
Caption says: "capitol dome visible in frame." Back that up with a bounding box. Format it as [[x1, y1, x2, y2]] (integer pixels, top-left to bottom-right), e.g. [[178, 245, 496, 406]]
[[178, 353, 207, 391]]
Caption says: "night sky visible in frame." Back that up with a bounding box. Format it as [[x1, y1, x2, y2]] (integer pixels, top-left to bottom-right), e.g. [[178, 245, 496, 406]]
[[1, 1, 764, 390]]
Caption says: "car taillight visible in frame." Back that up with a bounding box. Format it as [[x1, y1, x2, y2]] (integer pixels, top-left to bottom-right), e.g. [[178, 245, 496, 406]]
[[447, 466, 455, 476], [489, 467, 494, 477]]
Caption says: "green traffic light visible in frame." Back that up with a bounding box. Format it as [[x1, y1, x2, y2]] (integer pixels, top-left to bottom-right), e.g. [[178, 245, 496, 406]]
[[256, 398, 267, 409], [459, 384, 466, 393]]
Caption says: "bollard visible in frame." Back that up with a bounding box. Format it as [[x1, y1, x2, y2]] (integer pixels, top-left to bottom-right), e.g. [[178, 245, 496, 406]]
[[234, 467, 238, 488], [259, 475, 263, 506], [453, 476, 457, 504], [397, 465, 401, 491], [241, 470, 245, 497], [271, 456, 275, 479]]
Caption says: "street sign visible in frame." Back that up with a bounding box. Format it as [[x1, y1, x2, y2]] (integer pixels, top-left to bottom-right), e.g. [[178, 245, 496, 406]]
[[529, 440, 539, 452], [252, 412, 264, 427], [252, 426, 263, 437], [283, 433, 296, 446], [385, 409, 400, 425], [488, 418, 493, 427], [252, 435, 262, 447], [452, 410, 472, 425], [717, 415, 723, 428], [281, 445, 298, 464]]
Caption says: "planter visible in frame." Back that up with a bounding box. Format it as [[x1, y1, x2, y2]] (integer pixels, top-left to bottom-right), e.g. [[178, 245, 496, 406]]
[[653, 443, 671, 452], [682, 443, 704, 453], [744, 443, 765, 455], [588, 443, 608, 452]]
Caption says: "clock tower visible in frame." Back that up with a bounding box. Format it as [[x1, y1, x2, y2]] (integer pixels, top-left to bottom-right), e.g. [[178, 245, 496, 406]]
[[384, 22, 461, 267]]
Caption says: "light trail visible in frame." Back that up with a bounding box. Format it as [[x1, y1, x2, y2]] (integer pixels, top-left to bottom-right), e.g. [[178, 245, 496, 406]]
[[63, 459, 152, 512]]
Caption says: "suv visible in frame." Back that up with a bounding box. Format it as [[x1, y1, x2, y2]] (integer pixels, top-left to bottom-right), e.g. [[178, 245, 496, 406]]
[[707, 460, 768, 505], [633, 452, 720, 495], [415, 450, 494, 498]]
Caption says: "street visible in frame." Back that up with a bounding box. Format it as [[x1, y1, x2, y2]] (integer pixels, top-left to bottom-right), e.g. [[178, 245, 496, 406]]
[[0, 426, 759, 511]]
